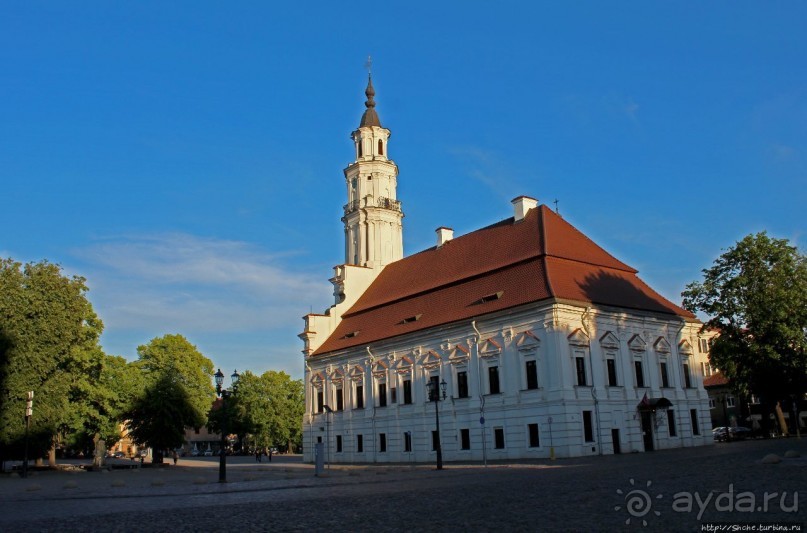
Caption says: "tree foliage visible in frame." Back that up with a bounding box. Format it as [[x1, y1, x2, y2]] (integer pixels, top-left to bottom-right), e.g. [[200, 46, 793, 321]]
[[0, 259, 105, 462], [125, 373, 201, 459], [208, 370, 304, 452], [682, 232, 807, 403], [126, 334, 214, 461]]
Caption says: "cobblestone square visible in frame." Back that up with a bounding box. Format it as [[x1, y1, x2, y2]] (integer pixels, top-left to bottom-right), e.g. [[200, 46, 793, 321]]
[[1, 439, 804, 532]]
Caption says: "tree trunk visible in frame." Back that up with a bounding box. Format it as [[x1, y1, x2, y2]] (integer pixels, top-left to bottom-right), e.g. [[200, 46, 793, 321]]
[[775, 401, 789, 436], [48, 440, 57, 468]]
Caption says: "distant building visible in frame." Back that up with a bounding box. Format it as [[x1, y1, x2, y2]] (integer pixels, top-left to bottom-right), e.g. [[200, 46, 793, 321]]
[[695, 333, 807, 436], [300, 76, 713, 462]]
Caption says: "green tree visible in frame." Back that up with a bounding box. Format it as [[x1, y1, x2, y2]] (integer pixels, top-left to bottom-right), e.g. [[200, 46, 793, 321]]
[[127, 334, 214, 462], [0, 259, 105, 466], [126, 373, 201, 460], [208, 370, 304, 453], [682, 232, 807, 432]]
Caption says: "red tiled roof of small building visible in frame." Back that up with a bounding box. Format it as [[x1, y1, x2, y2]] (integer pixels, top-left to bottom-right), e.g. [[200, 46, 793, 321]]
[[312, 204, 694, 356], [703, 372, 730, 388]]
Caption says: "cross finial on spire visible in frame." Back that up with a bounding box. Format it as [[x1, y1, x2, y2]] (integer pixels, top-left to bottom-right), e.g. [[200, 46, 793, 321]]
[[554, 199, 560, 214], [365, 55, 373, 76]]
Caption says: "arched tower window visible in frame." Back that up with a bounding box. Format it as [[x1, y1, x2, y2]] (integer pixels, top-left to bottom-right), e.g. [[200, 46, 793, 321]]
[[378, 139, 384, 156], [357, 140, 363, 157]]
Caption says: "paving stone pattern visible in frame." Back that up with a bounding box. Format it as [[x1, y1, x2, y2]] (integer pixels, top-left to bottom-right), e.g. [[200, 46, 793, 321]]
[[1, 439, 805, 532]]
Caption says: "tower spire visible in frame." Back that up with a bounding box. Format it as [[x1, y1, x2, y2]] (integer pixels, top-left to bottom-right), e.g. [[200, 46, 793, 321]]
[[359, 59, 381, 128], [344, 69, 402, 269]]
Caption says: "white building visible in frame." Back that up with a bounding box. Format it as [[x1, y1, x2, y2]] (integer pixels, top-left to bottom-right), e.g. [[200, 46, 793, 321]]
[[300, 76, 712, 463]]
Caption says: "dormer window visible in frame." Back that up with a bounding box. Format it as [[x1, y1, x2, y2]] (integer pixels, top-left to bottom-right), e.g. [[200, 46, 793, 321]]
[[475, 291, 504, 305], [341, 331, 360, 339], [400, 314, 422, 325]]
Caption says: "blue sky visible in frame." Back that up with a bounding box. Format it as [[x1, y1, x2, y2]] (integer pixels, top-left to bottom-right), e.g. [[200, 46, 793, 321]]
[[2, 2, 805, 379]]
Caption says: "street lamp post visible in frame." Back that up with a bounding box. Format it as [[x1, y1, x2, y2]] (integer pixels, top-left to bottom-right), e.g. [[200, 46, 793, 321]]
[[214, 369, 240, 483], [22, 391, 33, 479], [427, 378, 447, 470]]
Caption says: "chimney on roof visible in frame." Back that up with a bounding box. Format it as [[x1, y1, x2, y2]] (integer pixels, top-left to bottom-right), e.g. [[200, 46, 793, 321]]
[[436, 227, 454, 247], [511, 196, 538, 222]]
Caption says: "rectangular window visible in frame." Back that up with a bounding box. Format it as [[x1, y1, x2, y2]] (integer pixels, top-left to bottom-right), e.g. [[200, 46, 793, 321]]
[[335, 388, 343, 411], [575, 357, 587, 386], [709, 398, 716, 409], [431, 430, 439, 451], [488, 366, 500, 394], [357, 434, 363, 453], [428, 375, 439, 401], [494, 427, 505, 449], [583, 411, 594, 442], [607, 359, 618, 387], [390, 386, 397, 404], [355, 384, 364, 409], [378, 383, 387, 407], [700, 338, 709, 353], [317, 391, 324, 413], [457, 371, 469, 398], [336, 435, 342, 453], [690, 409, 700, 435], [660, 362, 670, 388], [525, 360, 539, 390], [726, 396, 736, 407], [635, 361, 645, 388], [379, 433, 386, 453], [667, 410, 677, 437], [528, 423, 540, 447], [460, 429, 470, 450], [403, 379, 412, 404], [682, 363, 691, 388], [404, 432, 412, 452]]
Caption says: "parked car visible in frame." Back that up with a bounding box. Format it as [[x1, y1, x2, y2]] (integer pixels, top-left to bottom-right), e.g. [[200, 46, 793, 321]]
[[203, 450, 213, 457], [729, 426, 752, 440], [713, 426, 752, 442], [712, 427, 729, 441]]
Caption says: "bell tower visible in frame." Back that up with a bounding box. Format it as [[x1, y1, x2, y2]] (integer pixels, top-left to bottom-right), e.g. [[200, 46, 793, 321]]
[[342, 74, 404, 269]]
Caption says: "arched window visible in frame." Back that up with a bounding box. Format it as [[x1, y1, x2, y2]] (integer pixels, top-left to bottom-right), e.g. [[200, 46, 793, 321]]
[[378, 139, 384, 155], [358, 140, 363, 157]]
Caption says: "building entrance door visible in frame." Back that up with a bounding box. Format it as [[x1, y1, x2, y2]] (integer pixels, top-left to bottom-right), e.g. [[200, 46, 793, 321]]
[[611, 428, 621, 454], [641, 412, 654, 451]]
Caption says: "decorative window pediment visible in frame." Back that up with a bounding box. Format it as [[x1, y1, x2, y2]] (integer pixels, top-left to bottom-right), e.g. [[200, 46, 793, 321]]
[[628, 334, 647, 353], [678, 339, 693, 357], [479, 338, 502, 358], [421, 350, 442, 370], [567, 328, 590, 347], [516, 330, 540, 353], [329, 368, 344, 386], [372, 360, 388, 378], [599, 331, 620, 350], [395, 355, 414, 375], [311, 372, 325, 390], [348, 365, 364, 382], [447, 344, 470, 365], [653, 336, 671, 354]]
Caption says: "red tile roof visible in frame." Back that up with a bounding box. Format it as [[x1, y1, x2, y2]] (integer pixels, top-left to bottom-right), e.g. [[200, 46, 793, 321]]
[[312, 205, 694, 356], [703, 372, 730, 388]]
